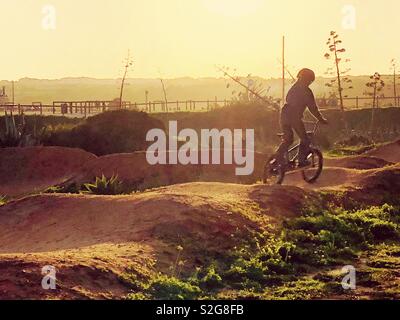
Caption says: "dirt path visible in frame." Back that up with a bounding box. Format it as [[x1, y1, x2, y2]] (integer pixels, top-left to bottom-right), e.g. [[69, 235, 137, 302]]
[[0, 140, 399, 299], [0, 183, 302, 299]]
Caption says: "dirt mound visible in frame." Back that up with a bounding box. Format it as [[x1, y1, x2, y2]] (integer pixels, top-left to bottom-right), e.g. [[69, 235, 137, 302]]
[[0, 161, 399, 298], [66, 150, 266, 190], [0, 147, 265, 197], [325, 155, 392, 170], [284, 166, 363, 190], [284, 163, 400, 203], [345, 163, 400, 205], [1, 139, 399, 199], [0, 182, 306, 299], [365, 140, 400, 163], [0, 147, 96, 197]]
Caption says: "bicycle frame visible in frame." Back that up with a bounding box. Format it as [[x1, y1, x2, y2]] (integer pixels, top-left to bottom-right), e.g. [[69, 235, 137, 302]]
[[282, 121, 320, 165]]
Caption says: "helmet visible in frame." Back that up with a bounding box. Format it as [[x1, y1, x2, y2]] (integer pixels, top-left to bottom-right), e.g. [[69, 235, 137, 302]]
[[297, 68, 315, 83]]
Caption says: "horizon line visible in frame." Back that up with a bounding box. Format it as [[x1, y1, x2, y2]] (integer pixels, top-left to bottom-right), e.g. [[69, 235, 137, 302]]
[[0, 74, 394, 82]]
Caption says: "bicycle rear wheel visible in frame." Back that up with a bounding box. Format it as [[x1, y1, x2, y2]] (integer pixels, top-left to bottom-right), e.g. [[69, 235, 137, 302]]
[[263, 156, 285, 185], [301, 148, 323, 183]]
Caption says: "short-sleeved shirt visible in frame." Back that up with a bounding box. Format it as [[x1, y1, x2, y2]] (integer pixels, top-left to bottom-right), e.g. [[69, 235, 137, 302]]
[[281, 82, 322, 122]]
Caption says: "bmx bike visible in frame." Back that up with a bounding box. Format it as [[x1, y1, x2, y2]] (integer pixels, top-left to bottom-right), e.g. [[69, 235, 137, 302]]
[[263, 121, 324, 185]]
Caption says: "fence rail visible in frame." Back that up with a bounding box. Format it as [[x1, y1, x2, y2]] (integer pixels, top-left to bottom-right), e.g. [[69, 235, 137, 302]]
[[0, 96, 399, 117]]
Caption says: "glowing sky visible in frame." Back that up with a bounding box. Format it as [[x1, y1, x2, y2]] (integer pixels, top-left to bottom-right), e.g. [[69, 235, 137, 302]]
[[0, 0, 398, 79]]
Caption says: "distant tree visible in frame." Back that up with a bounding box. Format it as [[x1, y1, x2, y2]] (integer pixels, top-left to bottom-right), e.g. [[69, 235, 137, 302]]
[[365, 72, 385, 134], [119, 50, 134, 109], [217, 65, 279, 110], [364, 72, 385, 108], [324, 31, 353, 111], [159, 78, 168, 112]]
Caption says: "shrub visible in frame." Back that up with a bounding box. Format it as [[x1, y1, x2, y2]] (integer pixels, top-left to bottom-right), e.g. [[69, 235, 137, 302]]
[[369, 222, 399, 241], [126, 292, 150, 300], [226, 257, 267, 283], [83, 174, 123, 195], [148, 274, 201, 300], [336, 135, 373, 147], [46, 110, 165, 155], [199, 265, 223, 290]]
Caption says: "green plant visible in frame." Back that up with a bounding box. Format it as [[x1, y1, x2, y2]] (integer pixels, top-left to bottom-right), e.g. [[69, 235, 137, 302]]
[[147, 274, 201, 300], [171, 245, 184, 278], [83, 174, 123, 195], [199, 265, 223, 290], [0, 112, 45, 147], [0, 195, 7, 206]]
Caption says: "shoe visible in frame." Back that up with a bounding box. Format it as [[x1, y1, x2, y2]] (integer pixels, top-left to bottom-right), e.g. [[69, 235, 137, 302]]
[[298, 160, 311, 168]]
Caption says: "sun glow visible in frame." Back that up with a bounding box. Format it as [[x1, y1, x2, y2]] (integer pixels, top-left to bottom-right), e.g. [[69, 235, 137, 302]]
[[201, 0, 264, 17]]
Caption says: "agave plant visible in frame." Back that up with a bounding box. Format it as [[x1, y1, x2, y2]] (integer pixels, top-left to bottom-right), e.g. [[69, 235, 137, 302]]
[[0, 111, 42, 147], [0, 195, 7, 206], [83, 174, 123, 195]]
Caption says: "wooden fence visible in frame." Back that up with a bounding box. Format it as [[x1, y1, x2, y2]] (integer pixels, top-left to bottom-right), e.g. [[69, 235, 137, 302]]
[[0, 96, 399, 117]]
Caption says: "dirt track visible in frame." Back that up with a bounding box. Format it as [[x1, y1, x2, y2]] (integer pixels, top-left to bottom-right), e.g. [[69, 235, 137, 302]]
[[1, 140, 399, 198], [0, 183, 309, 299], [0, 140, 399, 299]]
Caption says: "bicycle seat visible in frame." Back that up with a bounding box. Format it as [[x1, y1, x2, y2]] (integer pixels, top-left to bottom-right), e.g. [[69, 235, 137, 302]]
[[277, 133, 284, 137]]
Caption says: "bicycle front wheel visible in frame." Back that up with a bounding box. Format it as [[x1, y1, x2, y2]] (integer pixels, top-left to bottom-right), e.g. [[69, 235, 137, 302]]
[[301, 148, 323, 183], [263, 156, 285, 185]]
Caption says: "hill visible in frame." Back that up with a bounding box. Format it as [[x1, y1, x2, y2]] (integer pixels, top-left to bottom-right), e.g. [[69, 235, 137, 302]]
[[0, 75, 397, 107]]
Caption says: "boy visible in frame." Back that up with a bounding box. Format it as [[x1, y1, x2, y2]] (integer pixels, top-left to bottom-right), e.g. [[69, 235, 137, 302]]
[[276, 68, 328, 167]]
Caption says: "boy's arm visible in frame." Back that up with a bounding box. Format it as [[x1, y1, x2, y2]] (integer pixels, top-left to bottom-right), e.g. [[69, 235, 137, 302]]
[[307, 89, 326, 122]]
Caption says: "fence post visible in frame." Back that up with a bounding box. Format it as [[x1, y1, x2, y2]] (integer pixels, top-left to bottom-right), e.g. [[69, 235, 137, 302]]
[[52, 102, 56, 114], [207, 100, 210, 111], [193, 101, 196, 111], [18, 104, 21, 115], [377, 96, 379, 108], [356, 96, 359, 109]]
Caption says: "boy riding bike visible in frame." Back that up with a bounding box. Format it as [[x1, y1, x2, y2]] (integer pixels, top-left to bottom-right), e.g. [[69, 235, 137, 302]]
[[275, 68, 328, 168]]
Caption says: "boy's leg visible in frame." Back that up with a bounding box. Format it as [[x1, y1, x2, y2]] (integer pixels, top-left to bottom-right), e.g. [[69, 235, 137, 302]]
[[292, 120, 310, 165], [275, 124, 294, 163]]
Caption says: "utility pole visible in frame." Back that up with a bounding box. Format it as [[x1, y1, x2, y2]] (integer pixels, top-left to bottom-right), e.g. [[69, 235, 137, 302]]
[[282, 36, 285, 107], [392, 59, 397, 106], [12, 80, 14, 105], [395, 65, 398, 107]]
